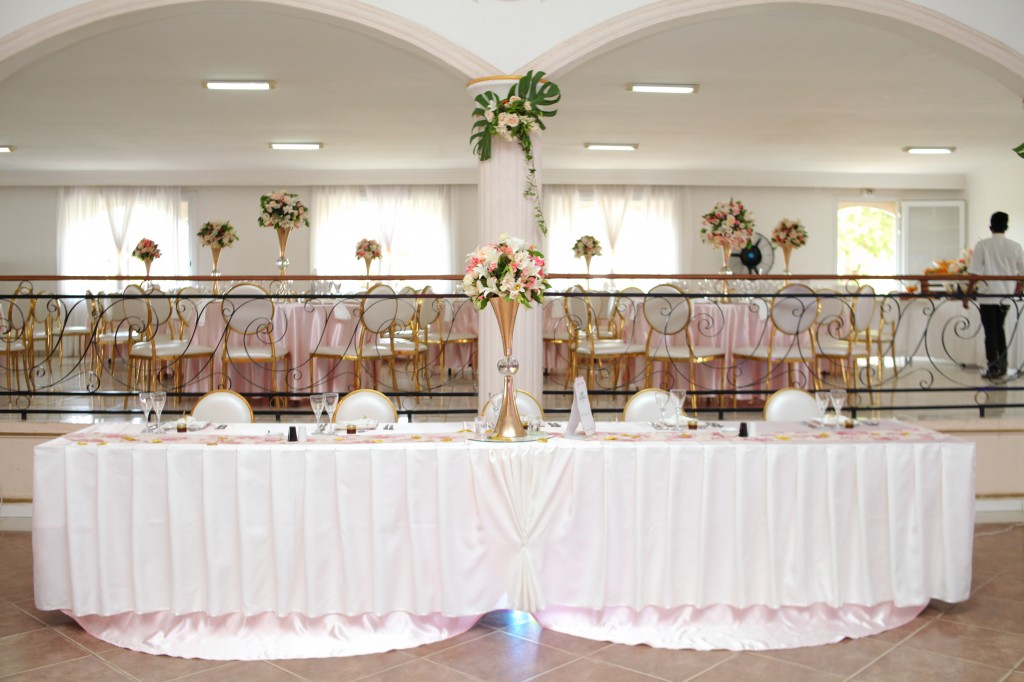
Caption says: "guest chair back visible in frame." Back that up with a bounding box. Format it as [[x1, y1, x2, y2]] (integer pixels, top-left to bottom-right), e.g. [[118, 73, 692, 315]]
[[333, 388, 398, 424], [622, 388, 670, 422], [481, 389, 544, 423], [762, 388, 818, 422], [192, 389, 254, 423]]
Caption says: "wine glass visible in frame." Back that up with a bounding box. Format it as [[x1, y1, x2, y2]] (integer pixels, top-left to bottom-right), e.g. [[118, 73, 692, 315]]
[[669, 388, 687, 428], [151, 391, 166, 432], [139, 392, 153, 432], [324, 392, 339, 433], [814, 391, 830, 427], [654, 391, 670, 426], [830, 388, 847, 425], [310, 393, 326, 434]]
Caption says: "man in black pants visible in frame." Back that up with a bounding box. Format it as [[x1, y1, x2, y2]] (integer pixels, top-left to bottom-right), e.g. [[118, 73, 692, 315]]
[[965, 211, 1024, 379]]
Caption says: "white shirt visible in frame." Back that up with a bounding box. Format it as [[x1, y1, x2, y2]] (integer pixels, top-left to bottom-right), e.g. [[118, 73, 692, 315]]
[[970, 233, 1024, 298]]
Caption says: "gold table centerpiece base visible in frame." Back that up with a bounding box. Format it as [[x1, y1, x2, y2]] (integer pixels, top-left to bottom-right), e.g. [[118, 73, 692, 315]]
[[490, 297, 525, 439], [276, 227, 291, 276]]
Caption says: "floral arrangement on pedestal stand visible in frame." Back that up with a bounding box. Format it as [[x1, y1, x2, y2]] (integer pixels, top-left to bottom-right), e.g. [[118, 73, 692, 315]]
[[355, 238, 382, 285], [258, 191, 309, 276], [131, 238, 161, 280], [700, 199, 754, 297], [197, 221, 239, 292], [770, 218, 808, 276], [470, 71, 560, 236], [463, 233, 550, 440], [573, 235, 602, 277]]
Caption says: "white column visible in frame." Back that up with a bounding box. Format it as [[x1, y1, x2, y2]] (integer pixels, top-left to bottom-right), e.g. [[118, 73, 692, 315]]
[[467, 77, 545, 412]]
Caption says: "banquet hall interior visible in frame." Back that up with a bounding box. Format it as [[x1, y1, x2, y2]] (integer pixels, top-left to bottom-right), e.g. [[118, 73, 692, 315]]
[[2, 0, 1024, 680]]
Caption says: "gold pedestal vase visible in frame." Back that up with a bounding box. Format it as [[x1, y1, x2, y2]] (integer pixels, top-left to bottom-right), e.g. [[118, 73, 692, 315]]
[[144, 258, 152, 280], [584, 254, 592, 278], [782, 244, 794, 277], [363, 256, 373, 286], [490, 297, 525, 439], [210, 246, 222, 293], [276, 227, 291, 276]]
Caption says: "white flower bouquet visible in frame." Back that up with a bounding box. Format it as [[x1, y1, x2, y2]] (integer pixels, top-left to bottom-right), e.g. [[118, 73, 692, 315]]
[[197, 221, 239, 249], [771, 218, 808, 248], [131, 238, 161, 261], [355, 238, 382, 261], [700, 198, 755, 248], [258, 191, 309, 231], [463, 233, 550, 310], [572, 235, 602, 258]]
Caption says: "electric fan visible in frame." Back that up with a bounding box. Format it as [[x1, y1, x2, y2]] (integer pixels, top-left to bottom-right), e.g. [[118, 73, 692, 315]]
[[730, 232, 775, 274]]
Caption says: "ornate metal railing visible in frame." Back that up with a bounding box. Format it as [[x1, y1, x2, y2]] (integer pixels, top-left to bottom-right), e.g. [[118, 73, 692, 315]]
[[1, 273, 1022, 420]]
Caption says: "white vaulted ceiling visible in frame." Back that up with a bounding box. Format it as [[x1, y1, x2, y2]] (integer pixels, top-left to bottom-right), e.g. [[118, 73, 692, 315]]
[[0, 1, 1020, 186]]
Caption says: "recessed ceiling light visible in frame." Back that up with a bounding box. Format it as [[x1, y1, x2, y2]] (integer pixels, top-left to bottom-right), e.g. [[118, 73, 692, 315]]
[[269, 142, 322, 151], [584, 143, 638, 151], [203, 80, 275, 91], [903, 146, 955, 154], [0, 146, 14, 153], [630, 83, 699, 94]]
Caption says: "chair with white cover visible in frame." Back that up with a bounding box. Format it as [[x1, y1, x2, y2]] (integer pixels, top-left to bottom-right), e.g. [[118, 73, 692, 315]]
[[762, 387, 819, 422], [481, 389, 544, 424], [814, 285, 875, 395], [220, 283, 291, 397], [622, 387, 670, 422], [333, 388, 398, 424], [643, 283, 726, 408], [564, 285, 646, 390], [0, 290, 33, 399], [392, 285, 438, 392], [191, 389, 254, 423], [426, 296, 478, 379]]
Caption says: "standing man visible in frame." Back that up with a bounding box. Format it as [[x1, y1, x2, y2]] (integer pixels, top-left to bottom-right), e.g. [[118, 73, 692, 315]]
[[965, 211, 1024, 379]]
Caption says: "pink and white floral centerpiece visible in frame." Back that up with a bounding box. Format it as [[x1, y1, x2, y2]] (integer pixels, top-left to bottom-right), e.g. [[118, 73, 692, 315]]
[[463, 233, 550, 310], [700, 199, 755, 273], [258, 191, 309, 274], [770, 218, 808, 275], [355, 238, 382, 279], [131, 238, 161, 278], [572, 235, 602, 275], [196, 221, 238, 280]]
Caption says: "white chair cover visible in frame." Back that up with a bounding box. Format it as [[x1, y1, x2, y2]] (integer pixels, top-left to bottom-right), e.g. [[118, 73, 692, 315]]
[[763, 388, 819, 421], [622, 388, 669, 422], [334, 389, 398, 423], [482, 390, 543, 422], [191, 390, 254, 423]]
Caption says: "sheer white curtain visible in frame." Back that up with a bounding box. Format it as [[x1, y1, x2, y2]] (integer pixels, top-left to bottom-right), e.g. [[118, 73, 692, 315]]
[[544, 185, 680, 288], [57, 186, 186, 295]]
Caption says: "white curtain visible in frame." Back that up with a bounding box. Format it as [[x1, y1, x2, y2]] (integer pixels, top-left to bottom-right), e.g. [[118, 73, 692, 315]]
[[310, 186, 453, 290], [597, 185, 632, 270]]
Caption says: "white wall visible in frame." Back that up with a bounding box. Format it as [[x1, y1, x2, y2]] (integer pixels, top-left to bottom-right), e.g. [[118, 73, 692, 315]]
[[0, 187, 58, 278], [966, 160, 1024, 247]]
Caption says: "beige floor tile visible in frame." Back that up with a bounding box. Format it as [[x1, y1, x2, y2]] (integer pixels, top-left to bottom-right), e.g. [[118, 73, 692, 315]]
[[50, 620, 120, 654], [2, 533, 32, 552], [0, 628, 90, 678], [11, 599, 75, 627], [945, 595, 1024, 636], [590, 642, 734, 681], [0, 601, 45, 639], [0, 654, 133, 681], [426, 631, 576, 682], [407, 623, 497, 658], [1006, 672, 1024, 681], [850, 645, 1008, 682], [356, 657, 479, 681], [527, 657, 663, 681], [902, 618, 1024, 669], [689, 652, 843, 681], [273, 650, 417, 681], [974, 571, 1024, 604], [0, 562, 35, 602], [99, 647, 233, 682], [502, 619, 612, 656], [177, 660, 306, 680], [758, 635, 893, 677]]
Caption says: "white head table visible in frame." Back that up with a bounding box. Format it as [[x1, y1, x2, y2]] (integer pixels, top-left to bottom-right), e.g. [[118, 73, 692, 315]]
[[33, 419, 974, 660]]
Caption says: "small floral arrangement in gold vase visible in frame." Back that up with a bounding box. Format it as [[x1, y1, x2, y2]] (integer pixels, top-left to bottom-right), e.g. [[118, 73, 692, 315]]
[[355, 238, 382, 280], [258, 191, 309, 275], [197, 221, 238, 282], [131, 238, 161, 279], [700, 199, 755, 274], [463, 234, 550, 441], [770, 218, 807, 275], [572, 235, 602, 276]]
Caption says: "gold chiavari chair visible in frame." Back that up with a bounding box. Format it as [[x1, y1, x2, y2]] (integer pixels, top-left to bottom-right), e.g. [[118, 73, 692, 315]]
[[220, 283, 291, 397], [564, 284, 646, 390]]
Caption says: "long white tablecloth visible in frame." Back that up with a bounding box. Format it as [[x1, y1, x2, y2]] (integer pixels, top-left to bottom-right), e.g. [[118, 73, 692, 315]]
[[33, 420, 974, 659]]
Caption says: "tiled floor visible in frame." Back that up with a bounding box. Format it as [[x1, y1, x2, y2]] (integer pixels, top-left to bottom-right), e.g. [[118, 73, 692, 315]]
[[2, 526, 1023, 681]]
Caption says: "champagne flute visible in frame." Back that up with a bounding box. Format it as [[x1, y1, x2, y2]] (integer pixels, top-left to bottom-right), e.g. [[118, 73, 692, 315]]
[[324, 392, 339, 433], [310, 393, 326, 434], [814, 391, 830, 427], [669, 388, 687, 428], [152, 391, 167, 432], [139, 392, 153, 432], [830, 388, 847, 425], [654, 391, 670, 426]]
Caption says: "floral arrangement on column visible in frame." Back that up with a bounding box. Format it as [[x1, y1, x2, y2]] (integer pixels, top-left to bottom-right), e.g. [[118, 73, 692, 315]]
[[470, 71, 560, 236], [700, 199, 755, 271], [131, 238, 161, 278], [572, 235, 602, 275], [770, 218, 807, 274], [355, 238, 382, 279], [197, 221, 238, 279], [258, 191, 309, 274], [463, 233, 550, 310]]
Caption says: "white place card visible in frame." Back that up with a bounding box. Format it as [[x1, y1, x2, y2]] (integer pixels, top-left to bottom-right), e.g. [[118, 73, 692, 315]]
[[565, 376, 596, 437]]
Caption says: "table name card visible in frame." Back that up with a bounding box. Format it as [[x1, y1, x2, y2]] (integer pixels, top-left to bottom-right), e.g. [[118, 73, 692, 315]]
[[565, 376, 596, 437]]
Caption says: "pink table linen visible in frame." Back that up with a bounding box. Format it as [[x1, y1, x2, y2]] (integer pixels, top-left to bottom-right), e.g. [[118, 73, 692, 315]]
[[33, 420, 974, 659]]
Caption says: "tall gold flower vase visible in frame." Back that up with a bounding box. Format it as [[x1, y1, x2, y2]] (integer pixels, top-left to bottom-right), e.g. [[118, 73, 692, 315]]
[[276, 227, 291, 276], [210, 246, 222, 294], [781, 244, 794, 277], [491, 297, 526, 439]]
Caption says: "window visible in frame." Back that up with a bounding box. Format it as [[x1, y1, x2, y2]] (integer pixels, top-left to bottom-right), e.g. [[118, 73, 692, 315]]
[[836, 201, 899, 277]]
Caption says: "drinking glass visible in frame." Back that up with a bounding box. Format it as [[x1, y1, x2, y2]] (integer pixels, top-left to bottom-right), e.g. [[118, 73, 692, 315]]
[[310, 393, 326, 434], [830, 388, 847, 424], [654, 391, 670, 426], [152, 391, 166, 432], [669, 388, 687, 428], [814, 391, 830, 426], [139, 392, 153, 432], [324, 392, 339, 433]]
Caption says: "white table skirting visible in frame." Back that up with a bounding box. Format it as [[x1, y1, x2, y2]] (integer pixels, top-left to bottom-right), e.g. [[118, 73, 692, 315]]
[[33, 422, 974, 659]]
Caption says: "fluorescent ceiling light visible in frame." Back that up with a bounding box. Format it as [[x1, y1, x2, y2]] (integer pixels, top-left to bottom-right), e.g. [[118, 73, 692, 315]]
[[585, 143, 638, 151], [630, 83, 699, 94], [903, 146, 955, 154], [269, 142, 322, 151], [0, 146, 13, 153], [203, 80, 274, 91]]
